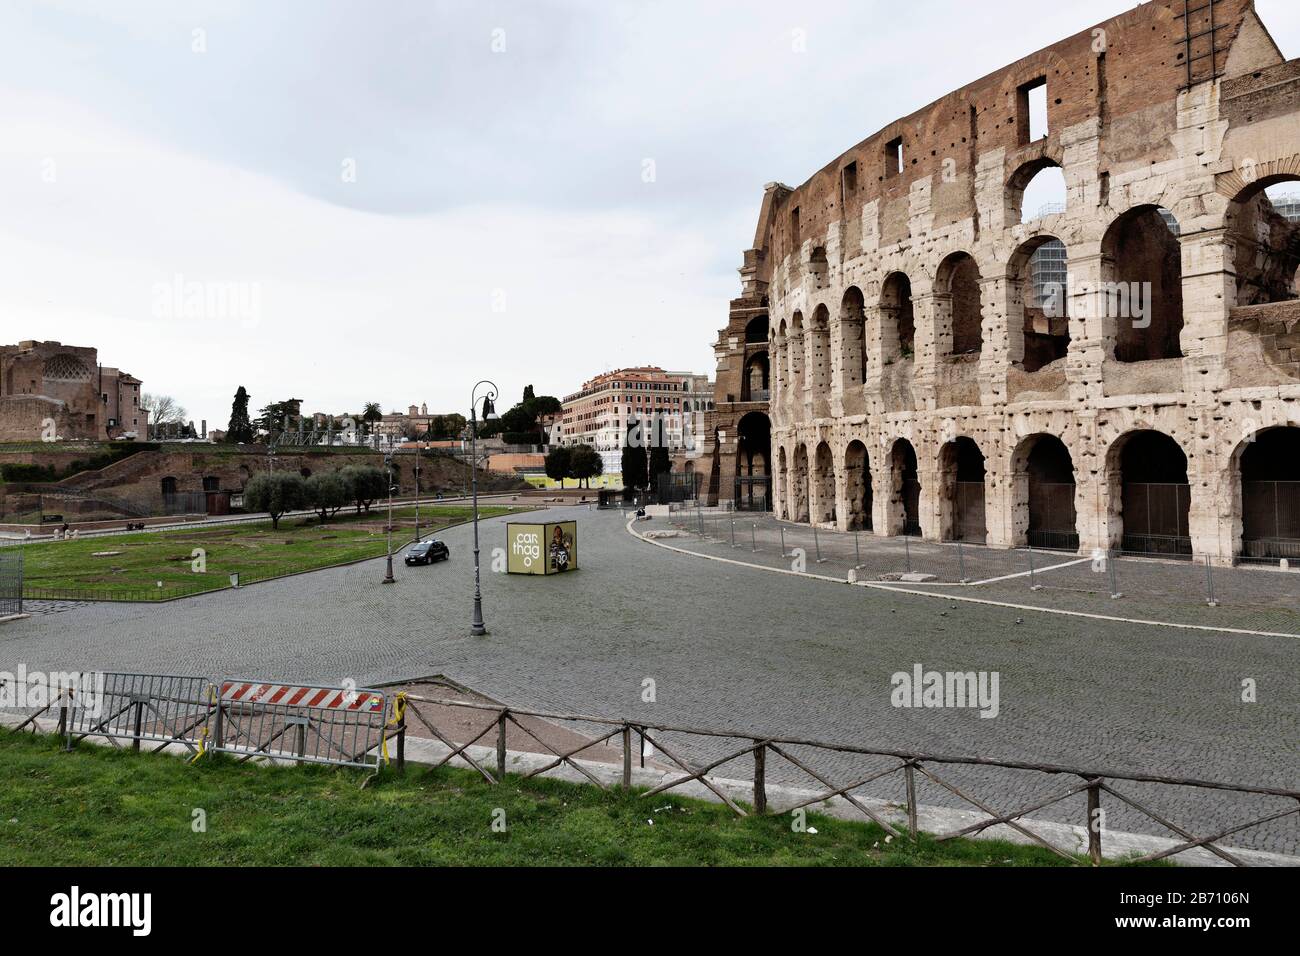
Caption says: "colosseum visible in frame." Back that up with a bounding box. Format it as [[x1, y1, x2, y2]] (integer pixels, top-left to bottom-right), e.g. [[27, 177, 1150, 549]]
[[700, 0, 1300, 564]]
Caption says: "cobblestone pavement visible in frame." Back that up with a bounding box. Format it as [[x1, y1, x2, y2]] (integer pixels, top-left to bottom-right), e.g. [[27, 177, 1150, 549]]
[[0, 505, 1295, 855]]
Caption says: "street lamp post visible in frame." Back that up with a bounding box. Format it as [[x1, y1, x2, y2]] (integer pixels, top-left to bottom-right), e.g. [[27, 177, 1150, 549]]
[[470, 380, 499, 635], [382, 453, 396, 584], [413, 452, 421, 541]]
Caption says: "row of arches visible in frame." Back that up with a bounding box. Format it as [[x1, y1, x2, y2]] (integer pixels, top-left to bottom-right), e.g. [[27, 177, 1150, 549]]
[[775, 426, 1300, 559], [774, 203, 1192, 401]]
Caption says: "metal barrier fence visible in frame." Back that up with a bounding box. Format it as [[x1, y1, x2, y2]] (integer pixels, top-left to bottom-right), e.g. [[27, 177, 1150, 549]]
[[667, 511, 1300, 636], [64, 672, 213, 754], [209, 680, 388, 769], [0, 550, 21, 615], [385, 693, 1299, 866]]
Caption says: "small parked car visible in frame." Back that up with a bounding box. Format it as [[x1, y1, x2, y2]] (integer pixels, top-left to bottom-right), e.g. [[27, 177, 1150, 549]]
[[405, 540, 450, 566]]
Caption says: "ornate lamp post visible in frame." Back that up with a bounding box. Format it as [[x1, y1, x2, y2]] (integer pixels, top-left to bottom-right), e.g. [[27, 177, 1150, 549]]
[[382, 452, 396, 584], [470, 380, 499, 635]]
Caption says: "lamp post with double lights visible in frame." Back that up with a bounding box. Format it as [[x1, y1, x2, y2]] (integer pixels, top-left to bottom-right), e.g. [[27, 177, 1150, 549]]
[[469, 380, 499, 635]]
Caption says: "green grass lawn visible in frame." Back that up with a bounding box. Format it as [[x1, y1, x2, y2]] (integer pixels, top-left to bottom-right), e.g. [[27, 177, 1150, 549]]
[[18, 505, 523, 599], [0, 731, 1113, 866]]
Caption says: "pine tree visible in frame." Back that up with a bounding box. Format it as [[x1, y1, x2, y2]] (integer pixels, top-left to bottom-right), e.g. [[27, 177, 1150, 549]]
[[227, 386, 254, 443]]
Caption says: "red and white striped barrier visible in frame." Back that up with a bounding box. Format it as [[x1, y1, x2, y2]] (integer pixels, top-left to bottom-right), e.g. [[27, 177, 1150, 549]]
[[219, 681, 384, 713]]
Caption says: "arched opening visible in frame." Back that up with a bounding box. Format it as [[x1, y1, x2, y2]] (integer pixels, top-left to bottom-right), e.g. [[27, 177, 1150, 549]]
[[742, 353, 769, 402], [744, 315, 769, 343], [939, 437, 986, 543], [1013, 434, 1077, 550], [1102, 206, 1183, 362], [160, 476, 178, 498], [1110, 430, 1191, 557], [1237, 426, 1300, 561], [839, 287, 866, 389], [844, 440, 872, 531], [300, 467, 312, 478], [1226, 177, 1300, 305], [734, 412, 771, 512], [1011, 159, 1067, 224], [807, 305, 831, 397], [1009, 236, 1070, 373], [791, 443, 810, 523], [881, 273, 915, 361], [889, 439, 921, 536], [935, 252, 983, 359], [812, 441, 836, 525], [776, 445, 790, 521]]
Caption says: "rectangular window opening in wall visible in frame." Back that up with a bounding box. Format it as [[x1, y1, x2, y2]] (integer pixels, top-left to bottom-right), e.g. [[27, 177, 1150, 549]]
[[1021, 78, 1048, 143], [885, 137, 903, 178], [790, 206, 801, 247], [841, 161, 857, 204]]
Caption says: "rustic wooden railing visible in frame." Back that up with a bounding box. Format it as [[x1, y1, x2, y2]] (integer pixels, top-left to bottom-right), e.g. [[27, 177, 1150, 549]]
[[385, 694, 1299, 867]]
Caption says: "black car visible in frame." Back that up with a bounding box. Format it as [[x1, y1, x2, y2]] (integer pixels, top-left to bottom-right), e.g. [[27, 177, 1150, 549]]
[[405, 540, 449, 565]]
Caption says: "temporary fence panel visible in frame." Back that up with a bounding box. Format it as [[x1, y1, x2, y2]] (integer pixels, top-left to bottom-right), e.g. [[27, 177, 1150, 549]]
[[0, 551, 21, 616], [65, 672, 213, 752], [209, 680, 388, 769]]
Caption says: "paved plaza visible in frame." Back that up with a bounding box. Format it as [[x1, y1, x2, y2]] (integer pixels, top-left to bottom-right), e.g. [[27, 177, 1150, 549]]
[[1, 505, 1296, 854]]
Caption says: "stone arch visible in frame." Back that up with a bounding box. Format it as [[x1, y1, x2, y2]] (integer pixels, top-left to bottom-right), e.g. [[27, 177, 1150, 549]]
[[1231, 425, 1300, 562], [888, 438, 921, 536], [844, 439, 872, 531], [1223, 174, 1300, 306], [1009, 157, 1067, 224], [160, 476, 178, 498], [1010, 433, 1078, 550], [880, 272, 915, 361], [791, 442, 810, 523], [839, 286, 867, 391], [939, 436, 986, 543], [1007, 235, 1069, 373], [934, 252, 983, 358], [742, 352, 769, 402], [735, 412, 771, 512], [1101, 205, 1183, 362], [812, 440, 836, 525], [744, 314, 769, 343], [1105, 429, 1191, 556]]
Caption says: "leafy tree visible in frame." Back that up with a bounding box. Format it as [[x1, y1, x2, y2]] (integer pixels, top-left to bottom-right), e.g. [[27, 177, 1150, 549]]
[[647, 414, 671, 498], [528, 395, 562, 418], [304, 471, 348, 522], [142, 393, 187, 440], [568, 443, 603, 488], [522, 384, 536, 403], [499, 403, 536, 437], [243, 472, 306, 529], [254, 400, 302, 441], [339, 465, 388, 513], [226, 387, 254, 444], [621, 417, 647, 491], [544, 445, 572, 489]]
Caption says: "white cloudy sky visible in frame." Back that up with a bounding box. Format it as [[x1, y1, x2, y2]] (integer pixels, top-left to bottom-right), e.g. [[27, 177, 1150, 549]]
[[1, 1, 1296, 429]]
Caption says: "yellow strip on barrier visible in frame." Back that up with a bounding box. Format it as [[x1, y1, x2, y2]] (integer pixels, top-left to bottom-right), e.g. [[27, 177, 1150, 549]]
[[381, 692, 408, 765]]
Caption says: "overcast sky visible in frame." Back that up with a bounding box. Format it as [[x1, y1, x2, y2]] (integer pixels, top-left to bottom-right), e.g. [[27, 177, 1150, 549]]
[[1, 0, 1296, 429]]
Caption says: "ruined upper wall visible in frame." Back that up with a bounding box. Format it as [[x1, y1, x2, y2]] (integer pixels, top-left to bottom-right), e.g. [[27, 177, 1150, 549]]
[[758, 0, 1273, 277]]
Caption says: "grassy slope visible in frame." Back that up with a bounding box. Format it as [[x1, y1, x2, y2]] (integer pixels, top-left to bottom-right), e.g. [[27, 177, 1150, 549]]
[[19, 505, 519, 597], [0, 732, 1106, 867]]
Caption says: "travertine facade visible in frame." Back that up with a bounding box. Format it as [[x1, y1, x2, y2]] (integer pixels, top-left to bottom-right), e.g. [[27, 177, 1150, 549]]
[[705, 0, 1300, 562]]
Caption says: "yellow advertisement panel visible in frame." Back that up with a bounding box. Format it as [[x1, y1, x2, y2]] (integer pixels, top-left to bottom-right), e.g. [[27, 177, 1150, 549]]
[[507, 523, 546, 574], [507, 521, 578, 575]]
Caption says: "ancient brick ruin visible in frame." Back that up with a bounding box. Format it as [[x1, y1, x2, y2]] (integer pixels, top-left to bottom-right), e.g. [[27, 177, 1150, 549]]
[[701, 0, 1300, 563]]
